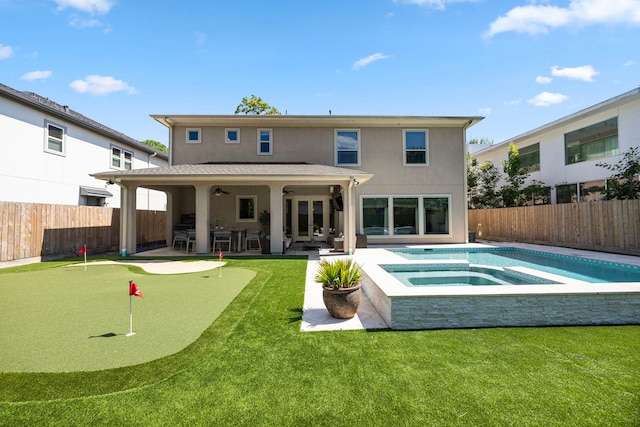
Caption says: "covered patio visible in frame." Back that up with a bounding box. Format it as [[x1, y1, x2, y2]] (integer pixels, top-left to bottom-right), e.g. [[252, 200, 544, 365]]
[[92, 163, 372, 256]]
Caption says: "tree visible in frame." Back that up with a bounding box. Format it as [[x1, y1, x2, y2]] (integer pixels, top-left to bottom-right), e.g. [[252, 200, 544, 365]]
[[466, 152, 480, 208], [468, 137, 493, 145], [467, 151, 502, 209], [596, 146, 640, 200], [235, 94, 280, 115], [141, 139, 168, 154], [476, 161, 502, 208], [500, 143, 529, 207]]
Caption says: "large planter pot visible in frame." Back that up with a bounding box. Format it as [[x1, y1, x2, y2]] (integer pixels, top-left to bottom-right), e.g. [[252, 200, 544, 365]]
[[322, 283, 362, 319]]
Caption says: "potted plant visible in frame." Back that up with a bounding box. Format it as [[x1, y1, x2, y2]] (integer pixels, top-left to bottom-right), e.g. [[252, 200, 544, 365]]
[[258, 210, 270, 254], [314, 258, 362, 319]]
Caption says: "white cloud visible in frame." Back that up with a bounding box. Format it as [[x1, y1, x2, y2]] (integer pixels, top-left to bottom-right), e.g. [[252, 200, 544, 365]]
[[0, 44, 13, 59], [536, 75, 552, 83], [352, 53, 390, 70], [53, 0, 114, 14], [21, 70, 53, 81], [69, 75, 137, 95], [624, 59, 637, 66], [69, 15, 103, 29], [504, 99, 522, 106], [528, 91, 568, 107], [393, 0, 477, 10], [486, 0, 640, 38], [551, 65, 599, 82], [478, 107, 492, 115]]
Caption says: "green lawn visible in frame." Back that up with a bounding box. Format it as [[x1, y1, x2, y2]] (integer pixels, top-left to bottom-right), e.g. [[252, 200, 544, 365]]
[[0, 256, 639, 426]]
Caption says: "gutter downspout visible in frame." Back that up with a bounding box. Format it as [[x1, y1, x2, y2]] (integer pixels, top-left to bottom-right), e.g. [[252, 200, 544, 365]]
[[165, 117, 174, 166], [463, 119, 473, 243]]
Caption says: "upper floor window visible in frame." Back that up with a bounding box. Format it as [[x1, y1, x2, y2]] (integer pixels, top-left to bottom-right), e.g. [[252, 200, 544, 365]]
[[226, 128, 240, 143], [519, 142, 540, 172], [404, 130, 428, 165], [45, 121, 66, 155], [335, 130, 360, 166], [111, 146, 133, 170], [257, 129, 272, 155], [186, 128, 201, 143], [565, 117, 618, 165]]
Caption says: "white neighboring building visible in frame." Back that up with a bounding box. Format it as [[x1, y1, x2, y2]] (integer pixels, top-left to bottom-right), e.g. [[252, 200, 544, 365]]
[[0, 82, 167, 209], [473, 87, 640, 204]]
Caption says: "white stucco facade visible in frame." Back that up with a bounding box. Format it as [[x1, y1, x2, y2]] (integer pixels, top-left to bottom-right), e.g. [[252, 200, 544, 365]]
[[0, 83, 168, 210], [472, 88, 640, 204]]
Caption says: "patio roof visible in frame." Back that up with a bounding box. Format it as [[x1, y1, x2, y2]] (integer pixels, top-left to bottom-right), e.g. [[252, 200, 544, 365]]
[[91, 163, 373, 185]]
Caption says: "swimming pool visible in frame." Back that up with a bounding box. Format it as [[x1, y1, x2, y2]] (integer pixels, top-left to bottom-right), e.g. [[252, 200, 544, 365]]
[[389, 248, 640, 283], [355, 245, 640, 330]]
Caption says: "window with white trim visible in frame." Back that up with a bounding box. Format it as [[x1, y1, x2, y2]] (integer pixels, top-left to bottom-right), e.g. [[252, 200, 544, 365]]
[[257, 129, 272, 155], [186, 128, 201, 143], [44, 121, 66, 155], [361, 195, 451, 236], [226, 128, 240, 143], [335, 129, 360, 166], [404, 130, 428, 165], [236, 196, 257, 222], [111, 146, 133, 170]]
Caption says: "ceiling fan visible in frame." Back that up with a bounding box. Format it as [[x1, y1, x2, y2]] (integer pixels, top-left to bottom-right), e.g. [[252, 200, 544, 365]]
[[212, 186, 231, 196], [283, 187, 295, 195]]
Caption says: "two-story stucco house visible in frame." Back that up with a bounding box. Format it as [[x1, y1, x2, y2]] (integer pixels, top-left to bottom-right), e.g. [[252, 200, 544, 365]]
[[92, 114, 482, 255], [472, 87, 640, 204], [0, 82, 168, 209]]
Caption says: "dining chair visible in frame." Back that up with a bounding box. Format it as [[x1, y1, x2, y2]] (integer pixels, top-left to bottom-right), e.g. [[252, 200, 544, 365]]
[[172, 230, 188, 250], [244, 230, 262, 251], [186, 229, 197, 253], [213, 230, 232, 252]]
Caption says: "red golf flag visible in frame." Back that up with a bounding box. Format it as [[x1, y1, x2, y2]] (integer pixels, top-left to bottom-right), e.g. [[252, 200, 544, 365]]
[[129, 281, 143, 298], [77, 245, 87, 255], [218, 249, 223, 260]]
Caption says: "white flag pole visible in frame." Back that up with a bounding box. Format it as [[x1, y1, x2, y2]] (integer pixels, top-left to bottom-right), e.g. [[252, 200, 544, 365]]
[[126, 281, 135, 336], [83, 245, 87, 271]]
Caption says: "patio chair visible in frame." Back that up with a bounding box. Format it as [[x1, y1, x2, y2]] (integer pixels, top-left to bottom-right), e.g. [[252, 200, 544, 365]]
[[172, 230, 188, 250], [245, 230, 262, 251], [186, 229, 197, 253], [213, 230, 232, 252]]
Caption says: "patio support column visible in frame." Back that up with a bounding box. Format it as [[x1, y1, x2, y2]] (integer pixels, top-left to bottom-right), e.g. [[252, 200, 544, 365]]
[[268, 183, 284, 255], [165, 190, 174, 247], [120, 183, 138, 255], [344, 179, 356, 255], [194, 183, 211, 255]]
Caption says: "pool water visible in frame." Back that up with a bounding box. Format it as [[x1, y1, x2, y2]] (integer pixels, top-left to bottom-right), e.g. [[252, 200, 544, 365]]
[[389, 248, 640, 283], [384, 265, 558, 287]]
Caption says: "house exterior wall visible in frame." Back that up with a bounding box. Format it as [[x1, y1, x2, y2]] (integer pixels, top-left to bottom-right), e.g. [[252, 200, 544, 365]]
[[0, 88, 167, 210], [169, 121, 470, 243], [473, 89, 640, 204]]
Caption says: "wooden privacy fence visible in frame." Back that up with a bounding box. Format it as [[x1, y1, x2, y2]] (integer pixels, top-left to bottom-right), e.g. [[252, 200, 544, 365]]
[[0, 202, 166, 262], [469, 199, 640, 256]]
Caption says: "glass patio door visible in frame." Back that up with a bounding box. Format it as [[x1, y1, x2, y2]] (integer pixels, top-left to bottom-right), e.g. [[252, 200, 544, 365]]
[[293, 198, 329, 241]]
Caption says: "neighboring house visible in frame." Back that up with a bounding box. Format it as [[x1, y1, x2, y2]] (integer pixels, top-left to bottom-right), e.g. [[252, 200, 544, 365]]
[[93, 114, 482, 255], [0, 82, 168, 209], [472, 87, 640, 204]]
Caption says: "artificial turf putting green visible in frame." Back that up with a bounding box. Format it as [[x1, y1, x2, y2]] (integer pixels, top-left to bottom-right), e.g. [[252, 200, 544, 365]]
[[0, 263, 254, 372]]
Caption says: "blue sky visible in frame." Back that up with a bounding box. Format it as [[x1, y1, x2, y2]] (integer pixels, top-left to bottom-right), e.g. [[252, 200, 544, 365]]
[[1, 0, 639, 146]]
